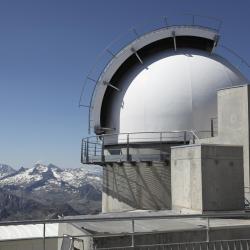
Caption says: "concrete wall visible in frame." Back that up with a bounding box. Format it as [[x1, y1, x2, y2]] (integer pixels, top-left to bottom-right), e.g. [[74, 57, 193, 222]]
[[102, 162, 171, 212], [201, 85, 250, 194], [0, 238, 57, 250], [217, 85, 250, 193], [171, 145, 202, 211], [171, 144, 244, 212]]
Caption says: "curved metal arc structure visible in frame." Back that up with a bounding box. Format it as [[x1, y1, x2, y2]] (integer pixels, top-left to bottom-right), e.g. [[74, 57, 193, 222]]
[[218, 44, 250, 68], [183, 13, 223, 30], [78, 15, 224, 134]]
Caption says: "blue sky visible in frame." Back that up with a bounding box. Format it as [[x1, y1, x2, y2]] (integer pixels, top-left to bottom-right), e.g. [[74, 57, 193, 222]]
[[0, 0, 249, 169]]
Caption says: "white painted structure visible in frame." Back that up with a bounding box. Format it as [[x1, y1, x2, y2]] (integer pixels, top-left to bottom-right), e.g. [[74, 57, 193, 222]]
[[109, 50, 246, 134], [0, 224, 59, 250], [89, 26, 247, 139], [0, 224, 58, 240]]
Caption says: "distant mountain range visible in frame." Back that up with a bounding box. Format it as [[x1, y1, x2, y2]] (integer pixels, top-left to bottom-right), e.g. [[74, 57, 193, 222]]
[[0, 164, 16, 179], [0, 163, 102, 221]]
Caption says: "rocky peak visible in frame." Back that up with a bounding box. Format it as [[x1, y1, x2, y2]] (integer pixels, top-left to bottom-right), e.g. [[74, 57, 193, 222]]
[[0, 164, 16, 179]]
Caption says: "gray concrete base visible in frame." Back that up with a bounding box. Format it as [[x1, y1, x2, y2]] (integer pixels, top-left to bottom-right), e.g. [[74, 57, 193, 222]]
[[200, 85, 250, 196], [171, 144, 244, 213], [102, 162, 171, 212]]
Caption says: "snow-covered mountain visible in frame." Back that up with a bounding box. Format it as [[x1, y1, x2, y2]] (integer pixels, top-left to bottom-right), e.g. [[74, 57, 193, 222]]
[[0, 163, 102, 191], [0, 163, 103, 220], [0, 164, 16, 179]]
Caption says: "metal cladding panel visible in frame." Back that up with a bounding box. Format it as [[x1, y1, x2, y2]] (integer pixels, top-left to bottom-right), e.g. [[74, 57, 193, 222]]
[[103, 49, 246, 136]]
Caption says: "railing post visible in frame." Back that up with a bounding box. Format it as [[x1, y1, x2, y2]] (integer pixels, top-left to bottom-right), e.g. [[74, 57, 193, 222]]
[[164, 16, 168, 26], [86, 138, 89, 163], [81, 139, 83, 163], [160, 132, 163, 160], [207, 217, 210, 244], [184, 131, 187, 144], [131, 219, 135, 248], [84, 141, 86, 158], [211, 118, 214, 137], [43, 223, 46, 250], [127, 134, 130, 161], [102, 136, 105, 162]]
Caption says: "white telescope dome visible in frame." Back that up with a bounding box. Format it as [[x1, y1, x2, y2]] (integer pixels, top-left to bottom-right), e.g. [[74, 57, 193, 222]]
[[106, 49, 247, 135]]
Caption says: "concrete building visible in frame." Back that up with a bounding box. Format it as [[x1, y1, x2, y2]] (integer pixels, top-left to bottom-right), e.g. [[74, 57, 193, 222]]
[[73, 16, 250, 250], [81, 20, 248, 213]]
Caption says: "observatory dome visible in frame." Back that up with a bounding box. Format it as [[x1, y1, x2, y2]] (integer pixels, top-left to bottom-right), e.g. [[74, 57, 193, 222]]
[[105, 49, 246, 135]]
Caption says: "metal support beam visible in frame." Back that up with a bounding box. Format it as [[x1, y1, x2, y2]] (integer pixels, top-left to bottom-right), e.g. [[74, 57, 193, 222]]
[[210, 35, 219, 54], [163, 16, 168, 26], [192, 15, 195, 25], [131, 48, 143, 64], [106, 49, 116, 58], [132, 27, 139, 38], [79, 104, 91, 108], [87, 76, 97, 83], [103, 81, 120, 91], [172, 31, 177, 51]]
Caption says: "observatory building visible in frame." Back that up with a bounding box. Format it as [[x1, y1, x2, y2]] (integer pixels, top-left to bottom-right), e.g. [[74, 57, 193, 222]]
[[54, 16, 250, 249], [3, 17, 250, 250], [80, 22, 248, 213]]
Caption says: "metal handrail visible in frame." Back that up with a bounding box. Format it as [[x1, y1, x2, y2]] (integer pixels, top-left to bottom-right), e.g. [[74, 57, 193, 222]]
[[82, 130, 200, 142], [1, 211, 250, 226], [80, 130, 217, 164], [1, 212, 250, 249]]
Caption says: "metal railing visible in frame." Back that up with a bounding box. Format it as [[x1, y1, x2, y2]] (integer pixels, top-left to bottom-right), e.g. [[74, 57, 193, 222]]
[[1, 212, 250, 249], [78, 14, 225, 134], [80, 130, 218, 164]]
